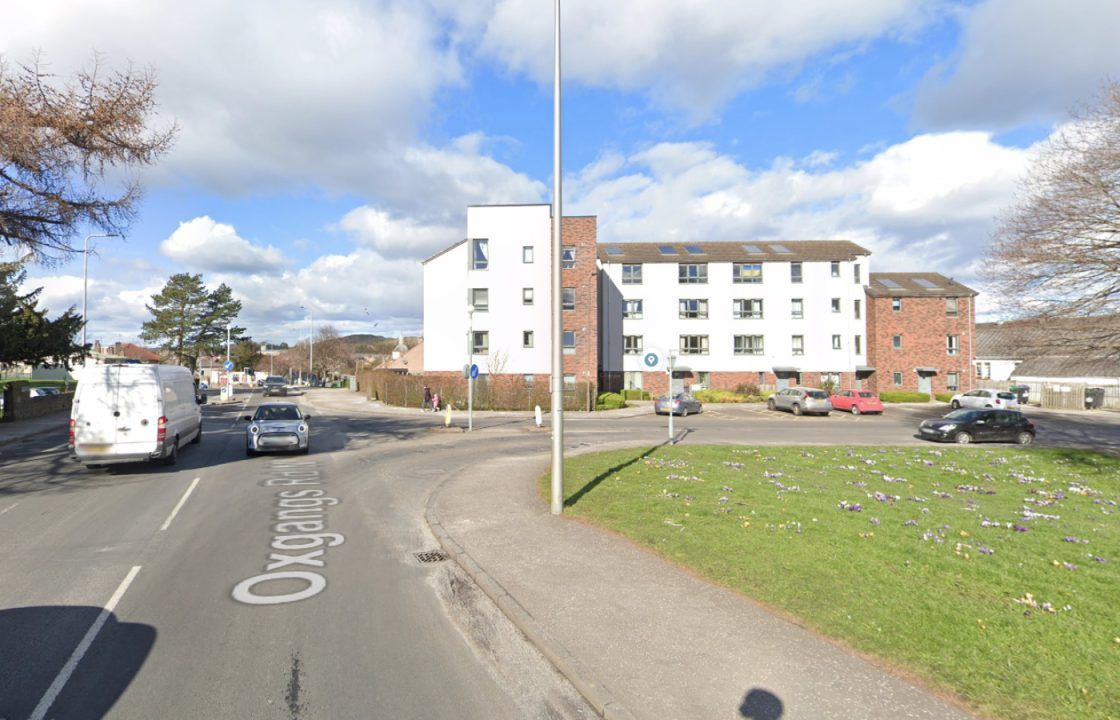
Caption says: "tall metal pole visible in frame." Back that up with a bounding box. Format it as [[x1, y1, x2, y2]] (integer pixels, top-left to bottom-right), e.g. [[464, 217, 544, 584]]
[[467, 305, 474, 432], [309, 306, 314, 384], [81, 233, 118, 356], [550, 0, 564, 515]]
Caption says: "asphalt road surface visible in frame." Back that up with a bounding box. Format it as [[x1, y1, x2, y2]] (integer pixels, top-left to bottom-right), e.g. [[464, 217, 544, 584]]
[[2, 391, 1117, 719]]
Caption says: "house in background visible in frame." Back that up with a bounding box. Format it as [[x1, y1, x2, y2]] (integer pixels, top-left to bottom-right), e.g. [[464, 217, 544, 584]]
[[864, 273, 978, 396]]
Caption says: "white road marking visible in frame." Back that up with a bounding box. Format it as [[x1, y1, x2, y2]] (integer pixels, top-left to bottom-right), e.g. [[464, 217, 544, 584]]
[[29, 565, 142, 720], [0, 502, 18, 516], [161, 477, 201, 531]]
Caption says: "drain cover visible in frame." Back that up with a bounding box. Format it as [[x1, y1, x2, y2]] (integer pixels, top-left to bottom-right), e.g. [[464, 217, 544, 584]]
[[414, 550, 449, 564]]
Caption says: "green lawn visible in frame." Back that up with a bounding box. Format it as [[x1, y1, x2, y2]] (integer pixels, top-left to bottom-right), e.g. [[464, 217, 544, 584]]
[[545, 445, 1120, 720]]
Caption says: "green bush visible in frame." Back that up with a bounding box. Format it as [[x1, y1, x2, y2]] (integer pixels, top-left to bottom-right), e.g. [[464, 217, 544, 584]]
[[734, 382, 761, 396], [879, 390, 933, 403], [596, 392, 627, 410], [934, 392, 954, 403], [694, 389, 746, 403], [621, 389, 650, 401]]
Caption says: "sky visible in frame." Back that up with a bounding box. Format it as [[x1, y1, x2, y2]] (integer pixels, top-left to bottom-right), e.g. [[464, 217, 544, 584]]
[[5, 0, 1120, 348]]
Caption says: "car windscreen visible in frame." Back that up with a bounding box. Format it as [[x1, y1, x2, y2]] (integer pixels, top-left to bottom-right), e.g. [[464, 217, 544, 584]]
[[944, 409, 981, 421], [266, 376, 286, 384], [255, 405, 302, 421]]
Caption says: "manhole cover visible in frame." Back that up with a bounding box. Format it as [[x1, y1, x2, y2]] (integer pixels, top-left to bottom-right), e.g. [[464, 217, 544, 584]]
[[414, 550, 449, 564]]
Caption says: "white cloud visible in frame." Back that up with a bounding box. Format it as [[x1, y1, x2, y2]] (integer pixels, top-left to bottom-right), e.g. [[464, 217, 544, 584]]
[[913, 0, 1120, 130], [337, 207, 459, 260], [160, 216, 288, 273], [478, 0, 937, 120]]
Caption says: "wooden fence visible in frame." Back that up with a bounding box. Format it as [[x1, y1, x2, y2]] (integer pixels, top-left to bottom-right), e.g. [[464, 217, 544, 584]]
[[1037, 383, 1120, 411]]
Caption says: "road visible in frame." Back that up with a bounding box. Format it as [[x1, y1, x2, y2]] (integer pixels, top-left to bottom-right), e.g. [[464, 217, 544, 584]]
[[1, 391, 1118, 719]]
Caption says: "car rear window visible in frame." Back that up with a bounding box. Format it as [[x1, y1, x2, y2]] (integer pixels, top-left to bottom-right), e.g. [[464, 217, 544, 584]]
[[807, 390, 828, 399], [858, 392, 875, 398], [997, 392, 1015, 400]]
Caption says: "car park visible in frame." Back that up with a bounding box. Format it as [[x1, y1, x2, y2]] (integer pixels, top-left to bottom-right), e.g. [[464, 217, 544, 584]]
[[829, 390, 883, 415], [768, 387, 832, 416], [949, 388, 1018, 410], [262, 375, 288, 397], [654, 393, 702, 416], [244, 402, 311, 455], [918, 408, 1035, 445]]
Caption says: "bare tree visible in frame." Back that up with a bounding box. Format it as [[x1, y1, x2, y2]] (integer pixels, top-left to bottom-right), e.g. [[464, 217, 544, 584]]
[[988, 81, 1120, 356], [311, 325, 355, 377], [0, 52, 177, 262]]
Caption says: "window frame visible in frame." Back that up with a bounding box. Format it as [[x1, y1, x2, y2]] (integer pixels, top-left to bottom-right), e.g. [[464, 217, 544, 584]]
[[733, 334, 764, 355], [523, 330, 534, 348], [471, 238, 489, 270], [623, 299, 644, 319], [791, 335, 805, 356], [679, 298, 709, 319], [678, 263, 709, 284], [522, 287, 533, 305], [733, 298, 763, 319], [562, 287, 576, 311], [562, 245, 576, 270], [790, 262, 803, 284], [946, 297, 959, 317], [679, 334, 710, 355], [946, 335, 959, 356], [522, 245, 534, 264], [891, 297, 902, 312], [791, 298, 804, 319], [892, 334, 902, 350], [562, 330, 576, 354], [469, 288, 489, 312], [472, 330, 489, 355], [732, 262, 762, 284], [622, 263, 643, 285], [623, 335, 643, 355], [831, 334, 842, 350]]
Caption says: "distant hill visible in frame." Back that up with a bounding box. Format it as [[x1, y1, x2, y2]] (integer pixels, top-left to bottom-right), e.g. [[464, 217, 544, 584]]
[[344, 334, 421, 352]]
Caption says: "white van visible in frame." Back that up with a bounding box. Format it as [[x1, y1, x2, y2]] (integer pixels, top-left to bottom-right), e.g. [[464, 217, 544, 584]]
[[70, 364, 202, 467]]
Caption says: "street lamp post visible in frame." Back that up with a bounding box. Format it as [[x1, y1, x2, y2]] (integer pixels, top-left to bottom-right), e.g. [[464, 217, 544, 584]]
[[466, 305, 475, 432], [300, 305, 314, 386], [81, 233, 119, 357]]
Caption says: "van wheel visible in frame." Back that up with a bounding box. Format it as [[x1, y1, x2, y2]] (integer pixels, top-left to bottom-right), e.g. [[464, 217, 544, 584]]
[[163, 438, 179, 466], [191, 423, 202, 444]]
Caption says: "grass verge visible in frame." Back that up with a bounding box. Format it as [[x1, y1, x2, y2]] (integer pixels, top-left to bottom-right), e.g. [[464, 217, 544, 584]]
[[544, 444, 1119, 720]]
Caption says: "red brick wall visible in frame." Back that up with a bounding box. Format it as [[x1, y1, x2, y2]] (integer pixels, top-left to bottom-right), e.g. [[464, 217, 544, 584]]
[[865, 294, 975, 393], [641, 370, 860, 394], [557, 216, 599, 391]]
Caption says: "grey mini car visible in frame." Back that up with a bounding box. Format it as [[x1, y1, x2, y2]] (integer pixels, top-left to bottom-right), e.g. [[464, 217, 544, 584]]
[[245, 402, 310, 456], [767, 387, 832, 416], [654, 393, 702, 416]]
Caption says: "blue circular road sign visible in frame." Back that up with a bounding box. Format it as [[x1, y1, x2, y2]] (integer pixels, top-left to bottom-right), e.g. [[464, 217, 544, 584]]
[[223, 360, 235, 371], [642, 352, 659, 369], [470, 363, 479, 379]]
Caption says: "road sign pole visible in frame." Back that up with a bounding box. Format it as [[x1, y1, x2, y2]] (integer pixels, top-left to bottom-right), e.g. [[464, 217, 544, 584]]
[[667, 354, 674, 444]]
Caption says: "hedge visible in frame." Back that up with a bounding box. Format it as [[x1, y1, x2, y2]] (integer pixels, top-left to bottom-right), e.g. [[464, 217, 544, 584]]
[[878, 390, 934, 403]]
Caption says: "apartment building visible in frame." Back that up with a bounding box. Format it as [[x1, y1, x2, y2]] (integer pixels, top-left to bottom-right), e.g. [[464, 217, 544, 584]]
[[864, 273, 978, 395], [421, 204, 599, 387]]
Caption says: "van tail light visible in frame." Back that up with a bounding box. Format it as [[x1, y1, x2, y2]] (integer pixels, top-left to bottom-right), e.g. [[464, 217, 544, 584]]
[[802, 392, 810, 400], [68, 418, 75, 448], [157, 416, 168, 443]]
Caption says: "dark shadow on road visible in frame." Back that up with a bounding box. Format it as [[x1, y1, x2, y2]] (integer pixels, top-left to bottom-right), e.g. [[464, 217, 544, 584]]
[[739, 688, 784, 719], [0, 605, 155, 719]]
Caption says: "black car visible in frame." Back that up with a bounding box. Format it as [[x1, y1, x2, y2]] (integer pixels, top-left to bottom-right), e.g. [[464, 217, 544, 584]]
[[918, 408, 1035, 445], [262, 375, 288, 397]]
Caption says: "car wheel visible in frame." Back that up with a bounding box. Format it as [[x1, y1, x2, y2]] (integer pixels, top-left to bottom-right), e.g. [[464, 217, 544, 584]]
[[767, 399, 776, 411], [163, 438, 179, 466], [1016, 431, 1034, 445], [191, 423, 202, 444], [246, 447, 256, 457], [681, 407, 688, 417], [954, 431, 972, 444], [850, 405, 860, 415], [299, 445, 310, 455], [792, 404, 803, 416], [950, 400, 960, 409]]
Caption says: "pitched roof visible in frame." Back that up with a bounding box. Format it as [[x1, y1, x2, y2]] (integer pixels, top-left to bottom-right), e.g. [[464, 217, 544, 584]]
[[978, 317, 1120, 378], [866, 272, 977, 298], [1011, 355, 1120, 379], [595, 240, 870, 264]]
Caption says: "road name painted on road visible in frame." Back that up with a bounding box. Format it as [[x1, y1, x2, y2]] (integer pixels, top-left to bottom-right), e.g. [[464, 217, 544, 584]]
[[232, 458, 345, 606]]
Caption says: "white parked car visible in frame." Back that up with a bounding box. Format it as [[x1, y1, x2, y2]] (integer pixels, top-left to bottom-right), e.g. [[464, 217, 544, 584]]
[[949, 389, 1019, 410], [244, 402, 311, 456]]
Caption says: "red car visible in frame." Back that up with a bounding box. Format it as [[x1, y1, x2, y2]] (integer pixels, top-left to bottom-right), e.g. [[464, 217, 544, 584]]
[[830, 390, 884, 415]]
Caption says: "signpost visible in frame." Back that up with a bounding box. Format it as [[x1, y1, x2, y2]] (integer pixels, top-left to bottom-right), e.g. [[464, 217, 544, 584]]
[[222, 360, 235, 401]]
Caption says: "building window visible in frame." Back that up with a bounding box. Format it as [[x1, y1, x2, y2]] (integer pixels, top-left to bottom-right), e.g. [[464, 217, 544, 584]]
[[523, 374, 534, 387], [832, 334, 842, 350], [623, 335, 643, 355], [831, 297, 841, 313], [947, 335, 959, 356], [472, 331, 489, 355], [563, 374, 576, 386], [622, 263, 643, 284], [946, 297, 959, 317], [978, 362, 991, 379], [562, 245, 576, 269], [822, 372, 841, 388], [790, 262, 803, 283], [831, 261, 840, 277], [733, 263, 762, 283], [853, 299, 861, 319], [733, 298, 763, 319], [892, 334, 902, 350], [854, 264, 861, 284], [624, 371, 643, 390], [523, 246, 533, 263], [470, 288, 488, 312], [678, 263, 708, 284], [562, 287, 575, 310], [679, 299, 708, 319], [893, 371, 903, 387], [791, 298, 803, 319], [854, 335, 862, 354], [623, 299, 643, 319], [471, 239, 489, 270], [522, 288, 533, 305], [734, 335, 764, 355], [947, 371, 960, 391], [698, 371, 711, 387], [891, 297, 902, 312], [563, 331, 576, 354], [523, 331, 534, 348], [679, 335, 709, 355], [791, 335, 804, 356]]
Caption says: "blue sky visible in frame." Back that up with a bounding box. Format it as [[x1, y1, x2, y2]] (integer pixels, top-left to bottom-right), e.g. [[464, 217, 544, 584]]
[[5, 0, 1120, 347]]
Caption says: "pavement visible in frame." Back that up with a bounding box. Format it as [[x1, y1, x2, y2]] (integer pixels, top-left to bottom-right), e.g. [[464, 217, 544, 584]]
[[1, 393, 978, 720]]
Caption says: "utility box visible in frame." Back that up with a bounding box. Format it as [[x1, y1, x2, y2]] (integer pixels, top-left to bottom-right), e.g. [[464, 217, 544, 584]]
[[1085, 387, 1105, 410]]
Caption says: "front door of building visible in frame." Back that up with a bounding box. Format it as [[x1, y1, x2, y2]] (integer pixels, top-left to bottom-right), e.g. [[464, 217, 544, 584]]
[[918, 374, 932, 395]]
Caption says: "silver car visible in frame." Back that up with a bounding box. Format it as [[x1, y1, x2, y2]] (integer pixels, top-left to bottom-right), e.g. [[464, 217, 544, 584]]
[[654, 393, 702, 416], [244, 402, 311, 456], [767, 387, 832, 416], [949, 389, 1018, 410]]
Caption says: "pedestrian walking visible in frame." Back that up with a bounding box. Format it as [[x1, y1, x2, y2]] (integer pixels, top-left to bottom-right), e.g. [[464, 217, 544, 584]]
[[423, 386, 431, 412], [432, 392, 441, 412]]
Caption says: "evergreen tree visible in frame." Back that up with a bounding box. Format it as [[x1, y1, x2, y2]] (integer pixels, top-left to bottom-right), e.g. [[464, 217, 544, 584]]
[[0, 259, 84, 368], [140, 274, 243, 370]]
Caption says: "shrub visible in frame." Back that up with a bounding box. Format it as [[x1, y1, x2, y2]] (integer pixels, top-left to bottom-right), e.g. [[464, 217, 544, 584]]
[[879, 390, 933, 403], [735, 383, 761, 396], [596, 392, 627, 410], [622, 389, 650, 401], [934, 392, 954, 403], [694, 389, 746, 403]]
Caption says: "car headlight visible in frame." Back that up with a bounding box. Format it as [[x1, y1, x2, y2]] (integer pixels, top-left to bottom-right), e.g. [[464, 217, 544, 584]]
[[249, 424, 259, 434], [940, 423, 956, 431], [298, 424, 307, 433]]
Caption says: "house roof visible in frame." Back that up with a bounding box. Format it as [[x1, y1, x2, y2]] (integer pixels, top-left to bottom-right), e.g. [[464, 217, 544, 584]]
[[595, 240, 870, 264], [421, 238, 467, 265], [385, 339, 423, 374], [1012, 355, 1120, 379], [866, 272, 977, 298], [977, 317, 1120, 378]]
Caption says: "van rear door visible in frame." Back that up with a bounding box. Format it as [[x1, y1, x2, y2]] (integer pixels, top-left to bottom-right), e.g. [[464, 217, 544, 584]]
[[113, 367, 162, 455], [73, 365, 123, 454]]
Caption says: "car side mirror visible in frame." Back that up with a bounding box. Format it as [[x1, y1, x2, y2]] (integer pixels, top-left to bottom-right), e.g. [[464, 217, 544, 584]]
[[303, 414, 312, 419], [243, 415, 252, 421]]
